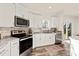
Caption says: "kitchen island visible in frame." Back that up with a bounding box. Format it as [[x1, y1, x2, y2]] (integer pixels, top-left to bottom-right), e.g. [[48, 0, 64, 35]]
[[33, 32, 56, 48], [69, 36, 79, 56]]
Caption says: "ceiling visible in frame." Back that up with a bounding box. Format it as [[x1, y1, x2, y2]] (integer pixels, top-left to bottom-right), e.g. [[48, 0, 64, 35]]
[[20, 3, 79, 16]]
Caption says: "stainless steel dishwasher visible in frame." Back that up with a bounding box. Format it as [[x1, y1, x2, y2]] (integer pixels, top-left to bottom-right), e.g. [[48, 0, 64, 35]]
[[55, 31, 62, 44]]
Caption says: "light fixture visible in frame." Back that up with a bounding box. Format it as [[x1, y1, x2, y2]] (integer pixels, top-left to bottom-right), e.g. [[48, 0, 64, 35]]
[[49, 6, 52, 9]]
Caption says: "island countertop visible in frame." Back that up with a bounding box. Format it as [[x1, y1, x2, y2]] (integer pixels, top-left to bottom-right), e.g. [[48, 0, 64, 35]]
[[33, 32, 56, 34], [69, 36, 79, 41], [69, 36, 79, 56]]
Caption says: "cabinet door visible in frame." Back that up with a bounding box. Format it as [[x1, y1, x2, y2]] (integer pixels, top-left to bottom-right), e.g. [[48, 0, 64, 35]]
[[40, 33, 46, 46], [15, 4, 24, 17], [0, 42, 10, 56], [15, 4, 30, 19], [30, 14, 42, 28], [0, 3, 15, 27], [41, 34, 51, 46], [33, 34, 37, 48], [50, 34, 55, 44], [46, 34, 51, 45], [45, 34, 55, 45], [11, 39, 19, 56], [43, 34, 49, 45], [33, 34, 41, 48]]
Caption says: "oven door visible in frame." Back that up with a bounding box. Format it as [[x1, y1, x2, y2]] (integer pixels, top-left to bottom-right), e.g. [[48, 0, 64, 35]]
[[19, 37, 32, 55]]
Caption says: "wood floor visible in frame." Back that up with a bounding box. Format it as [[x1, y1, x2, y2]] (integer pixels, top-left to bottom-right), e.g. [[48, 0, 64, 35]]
[[31, 43, 70, 56]]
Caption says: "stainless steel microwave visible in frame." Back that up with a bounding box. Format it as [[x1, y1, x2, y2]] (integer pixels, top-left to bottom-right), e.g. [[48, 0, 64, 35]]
[[14, 16, 29, 27]]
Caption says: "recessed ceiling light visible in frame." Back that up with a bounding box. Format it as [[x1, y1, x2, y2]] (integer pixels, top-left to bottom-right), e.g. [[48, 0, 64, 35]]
[[49, 6, 52, 9]]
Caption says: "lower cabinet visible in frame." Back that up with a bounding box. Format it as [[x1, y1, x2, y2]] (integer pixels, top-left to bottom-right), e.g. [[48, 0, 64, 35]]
[[33, 33, 55, 48], [0, 38, 19, 56], [10, 39, 19, 56], [33, 34, 41, 48], [0, 42, 10, 56], [45, 34, 55, 45]]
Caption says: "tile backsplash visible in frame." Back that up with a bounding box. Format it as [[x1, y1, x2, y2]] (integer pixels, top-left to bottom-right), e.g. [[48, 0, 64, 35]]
[[0, 27, 30, 39]]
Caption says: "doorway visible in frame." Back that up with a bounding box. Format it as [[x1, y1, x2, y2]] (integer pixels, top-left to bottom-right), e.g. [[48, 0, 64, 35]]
[[63, 22, 72, 39]]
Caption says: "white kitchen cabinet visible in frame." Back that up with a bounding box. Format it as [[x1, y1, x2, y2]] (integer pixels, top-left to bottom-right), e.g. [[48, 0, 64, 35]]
[[15, 4, 25, 18], [42, 33, 55, 45], [41, 34, 50, 46], [40, 33, 46, 46], [47, 34, 55, 44], [0, 3, 15, 27], [33, 34, 41, 48], [15, 4, 23, 17], [0, 3, 31, 27], [0, 42, 10, 56], [33, 33, 55, 48], [0, 38, 19, 56], [30, 14, 42, 28], [15, 4, 30, 20], [10, 38, 19, 56]]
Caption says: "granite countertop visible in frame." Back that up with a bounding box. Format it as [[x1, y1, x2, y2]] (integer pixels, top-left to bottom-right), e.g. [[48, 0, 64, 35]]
[[0, 36, 19, 49], [33, 32, 56, 34]]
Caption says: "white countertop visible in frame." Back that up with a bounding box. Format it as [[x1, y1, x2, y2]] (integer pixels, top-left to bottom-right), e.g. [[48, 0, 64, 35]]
[[33, 32, 56, 34], [0, 36, 19, 49], [69, 36, 79, 56], [69, 36, 79, 41]]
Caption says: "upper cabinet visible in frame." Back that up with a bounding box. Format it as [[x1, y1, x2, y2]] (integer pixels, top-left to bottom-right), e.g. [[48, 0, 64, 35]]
[[0, 3, 31, 27], [15, 4, 24, 18], [0, 3, 59, 28], [30, 14, 42, 28], [16, 4, 43, 28], [0, 3, 15, 27], [15, 4, 30, 20]]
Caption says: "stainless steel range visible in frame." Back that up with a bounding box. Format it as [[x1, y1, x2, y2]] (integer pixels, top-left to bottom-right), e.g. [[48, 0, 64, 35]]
[[11, 30, 32, 56]]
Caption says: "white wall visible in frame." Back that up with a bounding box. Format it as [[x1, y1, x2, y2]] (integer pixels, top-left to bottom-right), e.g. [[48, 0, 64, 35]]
[[73, 18, 79, 35]]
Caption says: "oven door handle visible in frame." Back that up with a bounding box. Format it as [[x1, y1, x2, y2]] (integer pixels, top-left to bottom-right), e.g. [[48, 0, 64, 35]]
[[20, 37, 32, 41]]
